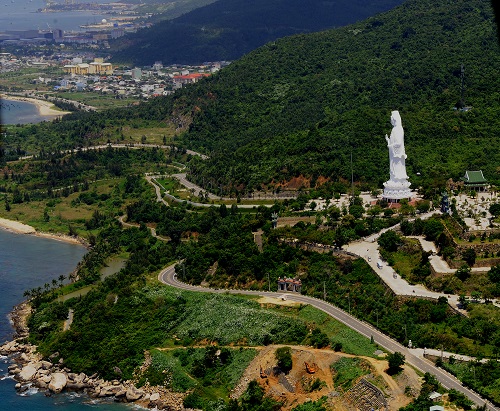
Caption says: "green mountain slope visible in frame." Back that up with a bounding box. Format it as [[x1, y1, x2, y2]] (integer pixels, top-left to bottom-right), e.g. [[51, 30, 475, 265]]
[[5, 0, 499, 195], [163, 0, 500, 192], [111, 0, 405, 65], [137, 0, 218, 23]]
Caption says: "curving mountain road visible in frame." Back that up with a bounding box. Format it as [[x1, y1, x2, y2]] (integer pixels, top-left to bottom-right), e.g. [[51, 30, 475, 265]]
[[158, 263, 497, 410]]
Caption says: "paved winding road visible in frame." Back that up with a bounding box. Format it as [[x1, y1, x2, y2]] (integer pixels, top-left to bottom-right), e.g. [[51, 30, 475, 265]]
[[158, 263, 497, 410], [149, 175, 274, 209]]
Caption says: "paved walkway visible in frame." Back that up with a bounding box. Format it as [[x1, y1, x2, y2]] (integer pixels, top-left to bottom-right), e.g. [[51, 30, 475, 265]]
[[345, 239, 463, 312], [409, 236, 490, 274]]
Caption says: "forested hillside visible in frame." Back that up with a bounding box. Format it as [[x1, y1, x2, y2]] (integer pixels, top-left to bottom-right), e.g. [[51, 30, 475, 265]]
[[165, 0, 500, 193], [4, 0, 500, 196], [111, 0, 405, 65]]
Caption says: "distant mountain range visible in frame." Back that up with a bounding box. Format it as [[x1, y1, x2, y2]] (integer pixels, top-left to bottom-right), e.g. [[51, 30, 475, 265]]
[[111, 0, 405, 65]]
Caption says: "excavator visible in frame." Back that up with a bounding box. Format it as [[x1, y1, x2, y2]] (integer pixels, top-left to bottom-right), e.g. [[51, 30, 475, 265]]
[[304, 362, 317, 374]]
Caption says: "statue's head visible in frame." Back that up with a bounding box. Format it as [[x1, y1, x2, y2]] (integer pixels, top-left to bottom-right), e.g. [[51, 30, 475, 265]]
[[391, 110, 401, 127]]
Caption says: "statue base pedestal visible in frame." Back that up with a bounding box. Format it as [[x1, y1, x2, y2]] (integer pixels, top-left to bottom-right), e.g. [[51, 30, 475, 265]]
[[383, 179, 413, 202]]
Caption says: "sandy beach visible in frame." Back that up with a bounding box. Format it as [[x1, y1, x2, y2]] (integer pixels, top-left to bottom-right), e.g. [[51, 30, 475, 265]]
[[0, 217, 36, 234], [1, 93, 71, 118], [0, 217, 85, 245]]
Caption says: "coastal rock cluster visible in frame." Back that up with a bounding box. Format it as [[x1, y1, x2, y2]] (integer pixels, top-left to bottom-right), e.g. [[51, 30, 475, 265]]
[[1, 340, 185, 410]]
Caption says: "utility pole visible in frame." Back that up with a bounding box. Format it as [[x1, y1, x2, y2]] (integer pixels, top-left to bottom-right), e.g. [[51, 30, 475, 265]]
[[323, 281, 326, 300], [267, 272, 271, 292], [350, 151, 354, 201], [460, 63, 465, 105]]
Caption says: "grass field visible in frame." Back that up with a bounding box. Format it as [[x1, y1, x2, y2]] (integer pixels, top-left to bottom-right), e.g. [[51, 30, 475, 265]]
[[121, 125, 177, 144], [391, 252, 421, 283], [297, 305, 380, 357], [0, 178, 124, 235], [53, 91, 139, 109]]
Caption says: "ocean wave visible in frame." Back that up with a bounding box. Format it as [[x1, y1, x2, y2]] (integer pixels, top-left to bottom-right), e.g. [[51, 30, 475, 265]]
[[130, 404, 150, 410], [52, 392, 84, 406], [0, 373, 14, 381], [64, 391, 83, 401], [18, 385, 39, 396]]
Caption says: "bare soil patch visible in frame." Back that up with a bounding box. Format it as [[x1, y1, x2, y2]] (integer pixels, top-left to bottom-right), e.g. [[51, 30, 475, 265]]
[[233, 345, 421, 410]]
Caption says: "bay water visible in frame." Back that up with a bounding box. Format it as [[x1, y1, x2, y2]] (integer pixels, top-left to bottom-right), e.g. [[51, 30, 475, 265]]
[[1, 98, 49, 125], [0, 229, 131, 410], [1, 0, 109, 32]]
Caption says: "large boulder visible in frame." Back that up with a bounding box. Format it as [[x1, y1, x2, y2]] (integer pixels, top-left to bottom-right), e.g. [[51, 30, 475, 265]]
[[74, 373, 86, 383], [0, 341, 17, 354], [115, 389, 127, 398], [67, 372, 78, 381], [125, 387, 144, 402], [41, 360, 52, 370], [98, 385, 123, 397], [39, 375, 52, 384], [48, 372, 67, 393], [18, 364, 37, 381], [66, 382, 91, 390], [36, 377, 49, 389]]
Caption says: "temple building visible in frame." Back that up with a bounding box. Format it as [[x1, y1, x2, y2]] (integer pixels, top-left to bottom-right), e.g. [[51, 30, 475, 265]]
[[277, 277, 302, 293], [462, 170, 488, 192]]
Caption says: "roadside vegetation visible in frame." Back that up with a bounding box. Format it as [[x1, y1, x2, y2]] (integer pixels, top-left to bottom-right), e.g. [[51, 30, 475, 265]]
[[441, 359, 500, 405]]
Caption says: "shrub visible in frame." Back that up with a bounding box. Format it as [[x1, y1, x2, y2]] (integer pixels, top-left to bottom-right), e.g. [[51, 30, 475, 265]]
[[387, 351, 405, 374], [275, 346, 293, 374], [377, 230, 401, 252]]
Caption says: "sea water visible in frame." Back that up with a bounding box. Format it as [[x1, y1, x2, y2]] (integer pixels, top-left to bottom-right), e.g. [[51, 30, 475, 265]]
[[0, 0, 109, 31], [1, 99, 49, 125], [0, 229, 131, 410]]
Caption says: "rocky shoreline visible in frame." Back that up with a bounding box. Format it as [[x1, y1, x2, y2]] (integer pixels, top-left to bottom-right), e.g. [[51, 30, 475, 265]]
[[1, 302, 185, 410]]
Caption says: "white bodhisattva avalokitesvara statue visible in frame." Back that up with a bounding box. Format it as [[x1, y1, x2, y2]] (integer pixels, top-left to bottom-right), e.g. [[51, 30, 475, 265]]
[[383, 110, 413, 201]]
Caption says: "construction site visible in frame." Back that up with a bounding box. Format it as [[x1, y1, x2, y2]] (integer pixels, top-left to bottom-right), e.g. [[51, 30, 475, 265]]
[[232, 346, 423, 411]]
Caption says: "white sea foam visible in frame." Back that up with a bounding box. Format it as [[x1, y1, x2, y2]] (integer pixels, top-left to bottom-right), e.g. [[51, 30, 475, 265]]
[[18, 385, 38, 396], [0, 373, 14, 381], [65, 391, 83, 401], [129, 403, 150, 410]]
